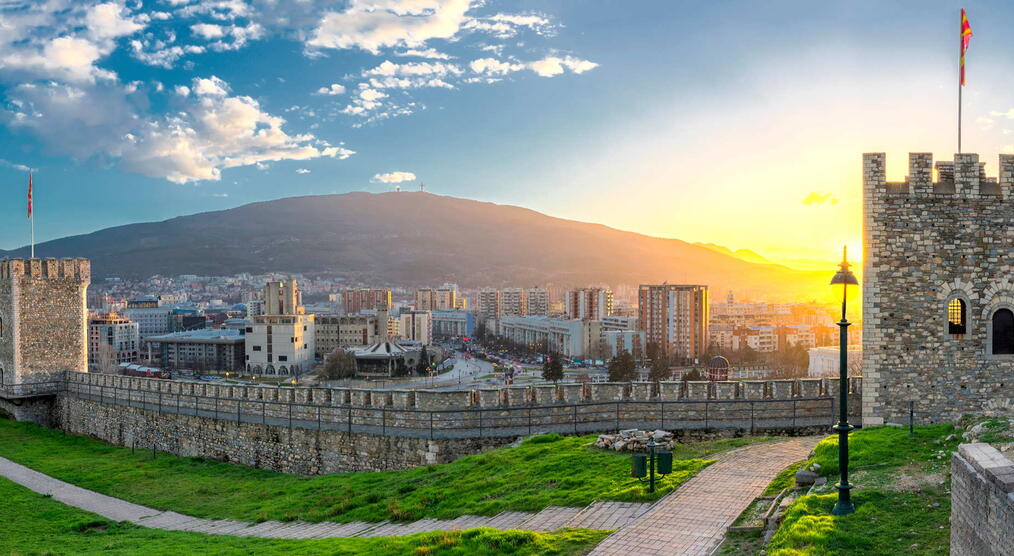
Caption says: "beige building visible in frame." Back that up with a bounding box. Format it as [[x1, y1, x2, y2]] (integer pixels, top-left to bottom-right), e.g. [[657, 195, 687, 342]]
[[339, 288, 392, 314], [638, 284, 709, 362], [478, 288, 501, 319], [245, 280, 315, 376], [565, 288, 613, 320], [414, 285, 457, 311], [88, 313, 139, 371], [525, 288, 550, 316], [399, 310, 432, 345], [314, 314, 379, 356]]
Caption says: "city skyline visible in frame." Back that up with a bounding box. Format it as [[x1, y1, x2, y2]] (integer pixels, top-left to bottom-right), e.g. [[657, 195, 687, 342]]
[[6, 2, 1014, 268]]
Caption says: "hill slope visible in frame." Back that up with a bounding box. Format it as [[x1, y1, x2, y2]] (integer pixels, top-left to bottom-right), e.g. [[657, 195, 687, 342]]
[[1, 192, 827, 300]]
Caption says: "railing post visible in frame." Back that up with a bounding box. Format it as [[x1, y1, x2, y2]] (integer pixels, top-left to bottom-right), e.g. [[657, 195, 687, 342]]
[[616, 402, 620, 430], [528, 407, 532, 436], [158, 390, 162, 415], [288, 403, 292, 430], [429, 411, 434, 440], [381, 408, 386, 436], [214, 395, 218, 420], [262, 400, 266, 425], [705, 400, 709, 432], [238, 397, 242, 423], [661, 401, 665, 430], [792, 399, 797, 429], [479, 409, 483, 438], [347, 406, 352, 436], [318, 406, 322, 432], [573, 403, 577, 435], [750, 401, 755, 434]]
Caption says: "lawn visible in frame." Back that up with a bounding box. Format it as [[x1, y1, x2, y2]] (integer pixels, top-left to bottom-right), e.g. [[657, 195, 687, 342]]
[[0, 477, 608, 556], [766, 424, 960, 556], [0, 419, 777, 523]]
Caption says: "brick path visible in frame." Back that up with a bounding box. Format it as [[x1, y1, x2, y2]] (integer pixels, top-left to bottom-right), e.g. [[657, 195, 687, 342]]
[[0, 455, 648, 538], [590, 437, 820, 556]]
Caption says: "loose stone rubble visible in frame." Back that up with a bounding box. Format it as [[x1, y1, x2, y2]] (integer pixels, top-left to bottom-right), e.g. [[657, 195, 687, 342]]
[[595, 429, 675, 451]]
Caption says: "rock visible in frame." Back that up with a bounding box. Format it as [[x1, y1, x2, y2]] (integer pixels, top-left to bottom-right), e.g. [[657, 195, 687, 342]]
[[795, 469, 819, 487], [652, 430, 671, 440], [612, 440, 627, 451], [619, 428, 638, 438], [809, 463, 821, 472], [813, 477, 827, 487]]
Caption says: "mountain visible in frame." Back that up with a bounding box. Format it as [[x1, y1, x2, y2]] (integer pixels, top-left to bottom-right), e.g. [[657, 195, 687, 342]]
[[694, 243, 779, 266], [0, 192, 830, 301]]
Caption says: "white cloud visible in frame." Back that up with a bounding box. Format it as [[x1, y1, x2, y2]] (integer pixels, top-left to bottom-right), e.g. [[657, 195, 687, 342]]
[[191, 76, 230, 96], [192, 23, 227, 39], [365, 60, 462, 77], [0, 159, 33, 172], [296, 168, 311, 174], [469, 55, 598, 78], [469, 57, 524, 75], [308, 0, 473, 54], [316, 84, 347, 95], [5, 77, 355, 184], [990, 109, 1014, 119], [396, 48, 452, 59], [976, 116, 995, 131], [86, 2, 146, 41], [464, 12, 555, 38], [212, 192, 229, 197], [372, 171, 416, 183], [529, 56, 598, 77]]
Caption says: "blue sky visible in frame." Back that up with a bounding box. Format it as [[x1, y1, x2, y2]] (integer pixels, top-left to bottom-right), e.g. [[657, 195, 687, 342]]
[[3, 1, 1014, 268]]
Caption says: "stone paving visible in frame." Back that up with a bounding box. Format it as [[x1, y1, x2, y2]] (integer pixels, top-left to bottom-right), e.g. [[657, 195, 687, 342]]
[[0, 455, 649, 538], [590, 436, 821, 556]]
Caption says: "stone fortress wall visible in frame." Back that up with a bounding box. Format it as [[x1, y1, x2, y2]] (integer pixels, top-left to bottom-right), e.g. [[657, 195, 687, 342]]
[[41, 371, 861, 474], [863, 152, 1014, 426], [950, 443, 1014, 556]]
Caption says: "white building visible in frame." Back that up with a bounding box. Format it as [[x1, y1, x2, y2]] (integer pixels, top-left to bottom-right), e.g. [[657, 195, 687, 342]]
[[478, 289, 501, 319], [602, 329, 645, 358], [123, 296, 173, 339], [245, 280, 315, 376], [498, 316, 594, 358], [432, 310, 475, 338], [501, 288, 526, 317], [399, 310, 432, 345], [807, 345, 863, 378], [525, 288, 550, 316]]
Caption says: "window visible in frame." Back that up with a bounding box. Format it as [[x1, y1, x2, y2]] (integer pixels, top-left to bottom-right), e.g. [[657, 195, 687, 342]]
[[245, 327, 253, 333], [252, 345, 262, 351], [948, 298, 967, 335], [993, 309, 1014, 354], [278, 355, 287, 362]]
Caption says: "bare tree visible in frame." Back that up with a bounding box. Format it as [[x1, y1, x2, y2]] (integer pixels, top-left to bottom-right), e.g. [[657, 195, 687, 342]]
[[320, 349, 358, 380]]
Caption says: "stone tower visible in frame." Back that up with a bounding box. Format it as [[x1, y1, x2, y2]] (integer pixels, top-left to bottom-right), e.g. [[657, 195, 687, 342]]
[[0, 258, 90, 389], [863, 152, 1014, 425]]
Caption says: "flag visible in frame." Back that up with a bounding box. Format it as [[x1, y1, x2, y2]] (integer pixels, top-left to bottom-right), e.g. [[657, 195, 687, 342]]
[[27, 172, 32, 219], [961, 9, 972, 86]]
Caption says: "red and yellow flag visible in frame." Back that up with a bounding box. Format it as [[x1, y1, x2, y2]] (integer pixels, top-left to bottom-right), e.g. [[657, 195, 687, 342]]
[[27, 172, 32, 219], [960, 9, 972, 86]]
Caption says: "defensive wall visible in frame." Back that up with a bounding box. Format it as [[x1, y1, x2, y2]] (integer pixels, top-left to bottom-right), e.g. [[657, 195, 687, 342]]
[[0, 372, 862, 474], [950, 443, 1014, 556]]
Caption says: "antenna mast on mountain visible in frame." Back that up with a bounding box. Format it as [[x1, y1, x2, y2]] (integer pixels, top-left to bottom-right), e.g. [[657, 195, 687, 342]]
[[419, 182, 425, 192]]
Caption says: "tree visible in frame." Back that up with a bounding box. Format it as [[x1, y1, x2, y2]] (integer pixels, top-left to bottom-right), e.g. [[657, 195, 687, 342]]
[[320, 349, 357, 380], [415, 346, 431, 375], [648, 354, 669, 382], [542, 354, 564, 382], [607, 350, 636, 382], [683, 368, 704, 381]]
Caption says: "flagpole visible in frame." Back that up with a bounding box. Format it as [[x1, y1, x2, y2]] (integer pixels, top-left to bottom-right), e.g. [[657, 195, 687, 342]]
[[958, 9, 963, 154]]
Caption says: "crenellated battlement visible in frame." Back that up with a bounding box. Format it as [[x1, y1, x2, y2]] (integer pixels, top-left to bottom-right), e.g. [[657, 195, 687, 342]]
[[864, 152, 1014, 198], [0, 258, 90, 282]]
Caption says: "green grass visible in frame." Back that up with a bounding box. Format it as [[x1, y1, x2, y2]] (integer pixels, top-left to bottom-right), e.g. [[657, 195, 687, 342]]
[[0, 477, 608, 556], [766, 425, 960, 556], [0, 419, 775, 524], [762, 460, 806, 497]]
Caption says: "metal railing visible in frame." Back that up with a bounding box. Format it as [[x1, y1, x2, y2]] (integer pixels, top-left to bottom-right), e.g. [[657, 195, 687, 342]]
[[0, 379, 64, 399], [61, 380, 834, 440]]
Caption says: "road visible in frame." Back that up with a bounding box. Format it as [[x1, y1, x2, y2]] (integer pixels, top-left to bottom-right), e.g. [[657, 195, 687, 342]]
[[367, 354, 496, 390]]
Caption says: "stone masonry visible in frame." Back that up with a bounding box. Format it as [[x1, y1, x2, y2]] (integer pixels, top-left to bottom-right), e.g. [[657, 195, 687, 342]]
[[950, 443, 1014, 556], [0, 258, 90, 388], [863, 153, 1014, 425]]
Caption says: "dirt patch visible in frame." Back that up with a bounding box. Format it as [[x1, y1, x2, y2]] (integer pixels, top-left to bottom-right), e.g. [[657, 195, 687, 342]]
[[887, 465, 946, 493]]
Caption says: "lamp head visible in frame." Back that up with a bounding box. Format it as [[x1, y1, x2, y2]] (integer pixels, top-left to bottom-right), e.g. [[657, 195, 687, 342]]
[[830, 245, 859, 286]]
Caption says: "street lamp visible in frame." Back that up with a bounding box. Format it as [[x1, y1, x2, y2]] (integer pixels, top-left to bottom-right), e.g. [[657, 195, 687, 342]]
[[829, 245, 858, 516]]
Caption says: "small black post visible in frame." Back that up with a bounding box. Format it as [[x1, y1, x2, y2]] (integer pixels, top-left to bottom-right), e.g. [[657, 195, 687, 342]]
[[237, 398, 241, 423], [648, 437, 657, 494], [347, 406, 352, 435], [429, 411, 434, 440], [909, 401, 914, 437]]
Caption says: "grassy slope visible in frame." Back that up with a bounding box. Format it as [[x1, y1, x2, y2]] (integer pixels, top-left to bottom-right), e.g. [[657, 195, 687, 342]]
[[0, 419, 776, 523], [0, 477, 607, 556], [767, 425, 959, 556]]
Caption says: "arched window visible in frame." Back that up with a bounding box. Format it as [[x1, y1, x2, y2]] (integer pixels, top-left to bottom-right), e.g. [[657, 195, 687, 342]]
[[992, 309, 1014, 354], [948, 298, 967, 335]]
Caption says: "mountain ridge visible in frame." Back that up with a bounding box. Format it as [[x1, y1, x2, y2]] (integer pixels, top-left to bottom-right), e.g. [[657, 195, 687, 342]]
[[0, 191, 830, 301]]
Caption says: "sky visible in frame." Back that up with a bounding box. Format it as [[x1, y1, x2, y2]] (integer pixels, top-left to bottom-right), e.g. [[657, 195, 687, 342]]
[[2, 1, 1014, 271]]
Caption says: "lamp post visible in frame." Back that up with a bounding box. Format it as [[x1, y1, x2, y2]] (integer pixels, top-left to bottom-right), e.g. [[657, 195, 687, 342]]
[[830, 245, 858, 516]]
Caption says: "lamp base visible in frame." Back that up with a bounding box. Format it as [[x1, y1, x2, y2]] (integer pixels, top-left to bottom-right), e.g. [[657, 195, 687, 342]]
[[831, 499, 856, 516]]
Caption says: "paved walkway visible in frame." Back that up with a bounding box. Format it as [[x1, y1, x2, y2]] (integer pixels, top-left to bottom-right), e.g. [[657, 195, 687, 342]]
[[590, 437, 820, 556], [0, 455, 648, 538]]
